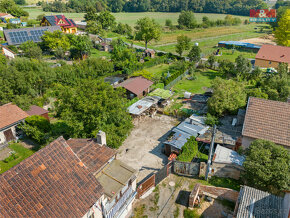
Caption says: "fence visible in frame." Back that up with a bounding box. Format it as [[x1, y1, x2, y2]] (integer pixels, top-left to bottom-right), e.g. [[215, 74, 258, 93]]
[[173, 161, 200, 177], [164, 71, 189, 90], [136, 162, 173, 199]]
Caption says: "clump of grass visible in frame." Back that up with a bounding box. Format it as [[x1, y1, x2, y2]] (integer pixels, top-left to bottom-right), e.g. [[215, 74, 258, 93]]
[[183, 208, 200, 218], [174, 205, 180, 218], [133, 204, 146, 218], [209, 176, 242, 191], [216, 199, 235, 210]]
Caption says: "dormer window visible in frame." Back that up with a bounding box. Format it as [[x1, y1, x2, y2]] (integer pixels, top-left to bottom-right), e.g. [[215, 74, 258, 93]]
[[58, 19, 65, 24]]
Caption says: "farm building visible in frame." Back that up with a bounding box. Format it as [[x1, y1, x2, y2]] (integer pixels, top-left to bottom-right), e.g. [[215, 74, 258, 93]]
[[164, 115, 208, 156], [242, 97, 290, 149], [115, 76, 154, 99], [41, 15, 77, 34], [0, 103, 28, 145], [3, 26, 61, 46], [0, 44, 16, 59], [255, 44, 290, 70], [218, 41, 261, 52], [210, 145, 245, 180], [26, 105, 50, 121]]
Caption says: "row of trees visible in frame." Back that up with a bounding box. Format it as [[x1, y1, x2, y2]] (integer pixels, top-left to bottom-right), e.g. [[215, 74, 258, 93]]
[[207, 58, 289, 116], [0, 55, 134, 148], [41, 0, 266, 16]]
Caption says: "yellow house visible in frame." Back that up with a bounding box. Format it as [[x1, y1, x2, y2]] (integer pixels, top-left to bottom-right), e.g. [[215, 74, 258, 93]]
[[255, 44, 290, 70], [41, 15, 77, 34]]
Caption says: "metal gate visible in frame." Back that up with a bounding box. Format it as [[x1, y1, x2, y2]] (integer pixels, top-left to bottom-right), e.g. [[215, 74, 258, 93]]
[[136, 174, 155, 199]]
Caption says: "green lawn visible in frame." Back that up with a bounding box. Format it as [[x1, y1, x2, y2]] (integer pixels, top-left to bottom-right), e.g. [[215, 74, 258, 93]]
[[145, 63, 170, 80], [173, 70, 221, 94], [91, 48, 111, 59], [214, 48, 257, 62], [0, 143, 35, 174]]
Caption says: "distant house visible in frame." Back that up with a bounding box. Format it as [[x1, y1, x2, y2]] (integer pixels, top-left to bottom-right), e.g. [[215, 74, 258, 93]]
[[41, 15, 77, 34], [255, 44, 290, 70], [234, 186, 289, 218], [0, 13, 14, 23], [0, 136, 104, 217], [143, 49, 156, 58], [26, 105, 50, 121], [242, 97, 290, 149], [210, 145, 245, 180], [115, 76, 154, 99], [9, 18, 21, 24], [0, 103, 29, 145], [3, 26, 61, 46], [0, 44, 16, 59]]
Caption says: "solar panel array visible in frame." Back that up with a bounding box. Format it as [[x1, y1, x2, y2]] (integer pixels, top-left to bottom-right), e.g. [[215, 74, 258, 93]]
[[8, 29, 47, 44]]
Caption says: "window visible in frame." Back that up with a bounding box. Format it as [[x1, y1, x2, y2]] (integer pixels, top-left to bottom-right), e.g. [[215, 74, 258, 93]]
[[269, 61, 272, 64]]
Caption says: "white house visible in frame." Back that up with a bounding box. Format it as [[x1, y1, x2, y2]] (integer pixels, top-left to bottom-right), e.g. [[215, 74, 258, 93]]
[[1, 45, 16, 59]]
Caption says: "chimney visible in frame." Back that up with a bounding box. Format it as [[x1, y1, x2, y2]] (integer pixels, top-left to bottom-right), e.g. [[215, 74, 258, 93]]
[[97, 131, 106, 146]]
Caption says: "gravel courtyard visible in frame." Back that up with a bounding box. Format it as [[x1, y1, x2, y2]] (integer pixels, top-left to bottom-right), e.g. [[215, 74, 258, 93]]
[[117, 115, 179, 182]]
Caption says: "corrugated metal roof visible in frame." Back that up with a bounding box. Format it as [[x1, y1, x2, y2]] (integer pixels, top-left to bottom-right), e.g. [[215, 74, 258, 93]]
[[236, 186, 284, 218], [164, 117, 209, 150], [127, 96, 160, 115], [219, 41, 261, 49], [213, 145, 245, 166]]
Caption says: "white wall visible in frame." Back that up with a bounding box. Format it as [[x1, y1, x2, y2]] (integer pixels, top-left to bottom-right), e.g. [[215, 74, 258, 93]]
[[82, 195, 104, 218], [0, 126, 17, 144], [2, 47, 15, 59]]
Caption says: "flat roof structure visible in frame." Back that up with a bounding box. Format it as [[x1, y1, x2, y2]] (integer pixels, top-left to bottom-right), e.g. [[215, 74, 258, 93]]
[[96, 159, 136, 200], [213, 145, 245, 166], [127, 96, 160, 115]]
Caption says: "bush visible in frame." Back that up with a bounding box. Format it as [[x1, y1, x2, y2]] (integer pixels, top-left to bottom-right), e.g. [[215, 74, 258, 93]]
[[177, 137, 208, 162], [184, 208, 200, 218], [205, 113, 219, 126]]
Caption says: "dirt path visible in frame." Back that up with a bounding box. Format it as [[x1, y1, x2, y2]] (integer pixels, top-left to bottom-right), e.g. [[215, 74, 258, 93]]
[[117, 115, 178, 182]]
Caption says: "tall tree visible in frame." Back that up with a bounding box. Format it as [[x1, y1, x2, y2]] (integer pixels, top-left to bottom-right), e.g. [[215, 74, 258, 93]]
[[54, 79, 133, 148], [135, 17, 162, 49], [96, 10, 116, 30], [19, 40, 42, 59], [208, 78, 247, 116], [178, 11, 197, 29], [175, 35, 191, 57], [274, 9, 290, 46], [41, 30, 70, 51], [243, 139, 290, 194], [188, 45, 201, 62]]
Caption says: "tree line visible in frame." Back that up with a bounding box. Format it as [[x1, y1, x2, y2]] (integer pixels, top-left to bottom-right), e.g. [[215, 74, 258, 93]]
[[41, 0, 266, 16]]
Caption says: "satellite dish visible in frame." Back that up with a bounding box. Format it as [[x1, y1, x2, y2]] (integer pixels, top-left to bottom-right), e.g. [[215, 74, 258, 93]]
[[195, 42, 199, 46]]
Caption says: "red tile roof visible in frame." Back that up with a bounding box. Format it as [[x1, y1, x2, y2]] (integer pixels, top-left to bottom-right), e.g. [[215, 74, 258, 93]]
[[115, 76, 153, 96], [26, 105, 49, 116], [0, 137, 104, 217], [66, 138, 116, 174], [242, 97, 290, 147], [0, 103, 29, 130], [255, 44, 290, 64]]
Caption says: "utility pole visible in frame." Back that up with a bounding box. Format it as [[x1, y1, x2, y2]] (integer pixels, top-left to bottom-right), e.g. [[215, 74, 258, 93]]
[[205, 125, 216, 181]]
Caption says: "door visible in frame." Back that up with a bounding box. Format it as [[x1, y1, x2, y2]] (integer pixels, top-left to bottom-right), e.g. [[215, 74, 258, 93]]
[[4, 129, 15, 142]]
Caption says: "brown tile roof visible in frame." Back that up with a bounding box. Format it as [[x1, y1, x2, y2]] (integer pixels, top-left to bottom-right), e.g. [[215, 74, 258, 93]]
[[115, 76, 153, 96], [0, 103, 29, 130], [0, 137, 104, 217], [242, 97, 290, 147], [66, 138, 116, 174], [26, 105, 49, 116], [255, 44, 290, 64]]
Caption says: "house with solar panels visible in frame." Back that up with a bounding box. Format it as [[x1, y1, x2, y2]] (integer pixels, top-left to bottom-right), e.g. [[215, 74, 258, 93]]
[[3, 26, 61, 46], [41, 15, 77, 34]]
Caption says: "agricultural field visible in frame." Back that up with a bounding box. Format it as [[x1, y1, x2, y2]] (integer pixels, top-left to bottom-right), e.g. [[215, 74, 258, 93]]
[[23, 7, 247, 25]]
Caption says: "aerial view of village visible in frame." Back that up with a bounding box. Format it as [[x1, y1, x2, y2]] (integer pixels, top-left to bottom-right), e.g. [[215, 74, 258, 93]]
[[0, 0, 289, 217]]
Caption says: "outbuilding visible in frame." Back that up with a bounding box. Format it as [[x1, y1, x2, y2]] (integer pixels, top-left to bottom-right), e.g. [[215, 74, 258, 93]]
[[26, 105, 50, 121], [0, 103, 28, 145]]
